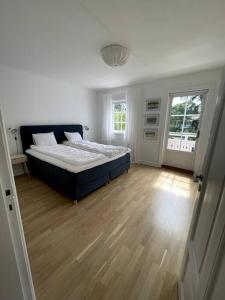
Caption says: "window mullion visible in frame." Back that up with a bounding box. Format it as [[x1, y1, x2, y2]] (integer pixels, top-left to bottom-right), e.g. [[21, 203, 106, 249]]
[[180, 99, 187, 151], [112, 100, 127, 133]]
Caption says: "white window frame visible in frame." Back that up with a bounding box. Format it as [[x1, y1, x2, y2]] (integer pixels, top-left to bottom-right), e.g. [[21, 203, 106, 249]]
[[166, 92, 206, 153], [112, 100, 127, 134]]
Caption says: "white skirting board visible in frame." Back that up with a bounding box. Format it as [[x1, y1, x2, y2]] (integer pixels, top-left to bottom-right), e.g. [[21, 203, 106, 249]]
[[137, 160, 161, 168]]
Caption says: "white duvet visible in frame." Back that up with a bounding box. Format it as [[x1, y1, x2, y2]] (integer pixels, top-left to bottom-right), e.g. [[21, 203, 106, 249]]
[[30, 144, 106, 166], [64, 140, 130, 158]]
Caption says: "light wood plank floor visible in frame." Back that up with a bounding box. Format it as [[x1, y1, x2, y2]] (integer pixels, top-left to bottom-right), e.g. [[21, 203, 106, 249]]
[[16, 164, 196, 300]]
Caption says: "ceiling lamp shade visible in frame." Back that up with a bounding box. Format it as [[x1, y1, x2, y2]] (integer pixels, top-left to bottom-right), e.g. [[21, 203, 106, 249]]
[[101, 44, 130, 67]]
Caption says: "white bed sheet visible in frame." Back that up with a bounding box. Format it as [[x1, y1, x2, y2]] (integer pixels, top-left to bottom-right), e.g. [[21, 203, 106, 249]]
[[26, 147, 130, 174]]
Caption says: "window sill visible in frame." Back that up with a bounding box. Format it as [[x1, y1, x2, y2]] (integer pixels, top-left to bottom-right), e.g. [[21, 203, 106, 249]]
[[166, 149, 195, 154], [112, 131, 125, 135]]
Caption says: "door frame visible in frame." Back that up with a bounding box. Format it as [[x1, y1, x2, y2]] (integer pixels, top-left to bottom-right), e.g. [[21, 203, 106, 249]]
[[162, 89, 208, 172], [0, 102, 36, 300]]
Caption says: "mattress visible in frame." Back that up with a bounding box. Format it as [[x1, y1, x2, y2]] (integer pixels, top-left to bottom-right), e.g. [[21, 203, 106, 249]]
[[26, 146, 130, 174], [30, 144, 105, 166], [63, 140, 130, 158]]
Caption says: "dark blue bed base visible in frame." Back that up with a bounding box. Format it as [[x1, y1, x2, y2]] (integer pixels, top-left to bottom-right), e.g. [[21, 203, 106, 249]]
[[20, 125, 130, 202]]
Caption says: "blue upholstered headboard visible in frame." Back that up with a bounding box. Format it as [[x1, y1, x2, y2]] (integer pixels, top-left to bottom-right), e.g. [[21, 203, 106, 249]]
[[20, 124, 83, 152]]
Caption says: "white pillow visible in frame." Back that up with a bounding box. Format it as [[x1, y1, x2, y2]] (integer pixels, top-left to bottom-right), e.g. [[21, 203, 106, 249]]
[[32, 132, 57, 147], [64, 131, 82, 142]]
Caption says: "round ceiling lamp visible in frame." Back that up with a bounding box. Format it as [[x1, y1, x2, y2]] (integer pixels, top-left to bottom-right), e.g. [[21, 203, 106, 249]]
[[101, 44, 130, 67]]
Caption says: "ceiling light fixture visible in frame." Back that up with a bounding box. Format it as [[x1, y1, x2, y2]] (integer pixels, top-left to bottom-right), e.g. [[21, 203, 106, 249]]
[[101, 44, 130, 67]]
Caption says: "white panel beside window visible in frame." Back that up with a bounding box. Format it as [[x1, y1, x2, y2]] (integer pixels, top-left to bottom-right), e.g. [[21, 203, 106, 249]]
[[112, 100, 127, 134]]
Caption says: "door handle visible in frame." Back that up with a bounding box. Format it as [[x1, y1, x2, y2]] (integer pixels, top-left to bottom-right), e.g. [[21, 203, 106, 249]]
[[5, 189, 11, 196], [196, 175, 203, 182], [196, 175, 203, 192], [196, 130, 200, 139]]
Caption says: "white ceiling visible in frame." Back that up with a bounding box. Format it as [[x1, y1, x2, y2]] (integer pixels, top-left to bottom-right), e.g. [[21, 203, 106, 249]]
[[0, 0, 225, 90]]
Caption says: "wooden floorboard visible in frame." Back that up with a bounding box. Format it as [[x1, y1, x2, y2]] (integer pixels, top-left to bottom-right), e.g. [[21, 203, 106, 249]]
[[16, 164, 197, 300]]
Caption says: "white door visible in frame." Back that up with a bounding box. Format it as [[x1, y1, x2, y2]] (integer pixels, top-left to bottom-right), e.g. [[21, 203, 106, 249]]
[[163, 91, 207, 171], [180, 83, 225, 299], [0, 183, 24, 300], [0, 103, 35, 300]]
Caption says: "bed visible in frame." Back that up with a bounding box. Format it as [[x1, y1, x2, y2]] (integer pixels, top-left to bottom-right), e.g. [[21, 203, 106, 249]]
[[20, 124, 130, 203]]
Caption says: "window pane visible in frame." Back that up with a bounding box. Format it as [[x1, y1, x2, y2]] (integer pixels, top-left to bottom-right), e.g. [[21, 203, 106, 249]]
[[114, 113, 120, 122], [112, 101, 126, 132], [183, 116, 199, 134], [121, 103, 127, 111], [114, 103, 122, 112], [114, 123, 121, 131], [121, 112, 126, 122], [167, 134, 182, 151], [186, 95, 202, 114], [167, 94, 203, 152], [171, 96, 186, 115], [169, 116, 183, 133], [180, 135, 196, 152]]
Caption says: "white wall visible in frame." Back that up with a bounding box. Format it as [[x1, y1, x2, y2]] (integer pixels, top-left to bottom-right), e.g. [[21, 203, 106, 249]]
[[97, 68, 224, 172], [0, 65, 98, 174]]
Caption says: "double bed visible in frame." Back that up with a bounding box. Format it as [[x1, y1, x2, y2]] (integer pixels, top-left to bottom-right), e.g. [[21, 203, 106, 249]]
[[20, 124, 130, 203]]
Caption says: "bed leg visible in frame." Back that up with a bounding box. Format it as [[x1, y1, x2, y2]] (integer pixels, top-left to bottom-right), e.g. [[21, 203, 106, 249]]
[[73, 200, 78, 205], [126, 169, 129, 173]]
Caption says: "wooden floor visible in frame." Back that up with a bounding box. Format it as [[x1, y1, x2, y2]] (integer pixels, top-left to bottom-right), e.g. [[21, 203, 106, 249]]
[[16, 164, 196, 300]]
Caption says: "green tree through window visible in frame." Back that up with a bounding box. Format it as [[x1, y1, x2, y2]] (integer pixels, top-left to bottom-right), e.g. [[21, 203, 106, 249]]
[[167, 95, 203, 152], [112, 101, 127, 133]]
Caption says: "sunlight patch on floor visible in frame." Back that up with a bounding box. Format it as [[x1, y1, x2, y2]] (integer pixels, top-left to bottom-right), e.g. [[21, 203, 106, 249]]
[[153, 172, 192, 198]]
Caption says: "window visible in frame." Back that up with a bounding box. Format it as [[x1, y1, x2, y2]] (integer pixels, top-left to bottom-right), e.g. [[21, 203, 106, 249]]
[[167, 94, 203, 152], [112, 101, 127, 133]]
